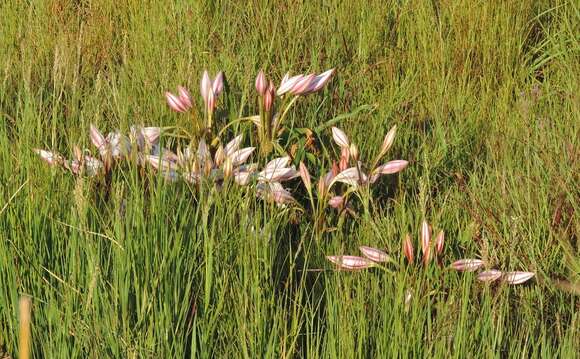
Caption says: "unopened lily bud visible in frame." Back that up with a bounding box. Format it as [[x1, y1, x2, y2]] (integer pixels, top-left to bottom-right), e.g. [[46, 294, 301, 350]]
[[379, 125, 396, 159], [339, 146, 350, 171], [212, 72, 224, 97], [263, 81, 275, 112], [435, 230, 444, 255], [207, 89, 216, 113], [317, 176, 327, 197], [299, 162, 311, 192], [223, 157, 233, 178], [331, 161, 340, 177], [214, 145, 225, 167], [349, 143, 359, 162], [403, 234, 414, 263], [255, 70, 267, 96]]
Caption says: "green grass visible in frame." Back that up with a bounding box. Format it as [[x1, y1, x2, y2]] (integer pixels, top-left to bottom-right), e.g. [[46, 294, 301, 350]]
[[1, 0, 578, 357]]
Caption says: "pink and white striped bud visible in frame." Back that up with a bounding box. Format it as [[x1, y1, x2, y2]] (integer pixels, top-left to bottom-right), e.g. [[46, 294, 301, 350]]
[[435, 230, 444, 255], [214, 145, 225, 167], [277, 73, 303, 96], [317, 176, 327, 197], [255, 70, 267, 96], [349, 143, 359, 162], [359, 246, 390, 263], [212, 72, 224, 97], [339, 146, 350, 172], [166, 92, 188, 112], [451, 259, 485, 272], [477, 270, 502, 283], [223, 157, 233, 178], [403, 234, 414, 263], [263, 81, 275, 112], [290, 73, 316, 95], [299, 162, 311, 192], [178, 86, 192, 108], [379, 125, 396, 159], [331, 127, 350, 148], [207, 89, 216, 113], [326, 255, 376, 270], [331, 161, 340, 178], [200, 71, 212, 105], [305, 68, 335, 93]]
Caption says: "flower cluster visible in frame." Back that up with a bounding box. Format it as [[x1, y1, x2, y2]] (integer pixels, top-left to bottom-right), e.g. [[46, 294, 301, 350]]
[[34, 66, 538, 292], [401, 220, 445, 266], [451, 259, 535, 285], [253, 69, 335, 154], [35, 125, 161, 176], [320, 126, 408, 213], [326, 219, 443, 271], [326, 221, 536, 286]]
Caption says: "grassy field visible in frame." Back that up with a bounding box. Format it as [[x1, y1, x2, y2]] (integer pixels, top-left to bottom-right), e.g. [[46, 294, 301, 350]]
[[1, 0, 578, 357]]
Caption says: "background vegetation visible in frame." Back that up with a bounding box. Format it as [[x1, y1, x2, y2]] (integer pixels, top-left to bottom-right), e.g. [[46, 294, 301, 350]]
[[0, 0, 578, 357]]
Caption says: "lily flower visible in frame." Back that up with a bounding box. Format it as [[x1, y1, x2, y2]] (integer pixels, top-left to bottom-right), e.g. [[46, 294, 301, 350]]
[[89, 124, 131, 161], [34, 149, 63, 167], [200, 70, 224, 113], [326, 255, 376, 270], [403, 234, 414, 263], [255, 70, 267, 96], [502, 271, 535, 285], [359, 246, 390, 263], [451, 259, 485, 272], [165, 86, 192, 113], [477, 270, 502, 283], [277, 68, 335, 96], [257, 156, 299, 183]]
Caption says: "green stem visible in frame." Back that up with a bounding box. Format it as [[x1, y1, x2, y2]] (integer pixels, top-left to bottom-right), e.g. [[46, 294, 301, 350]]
[[272, 95, 299, 139]]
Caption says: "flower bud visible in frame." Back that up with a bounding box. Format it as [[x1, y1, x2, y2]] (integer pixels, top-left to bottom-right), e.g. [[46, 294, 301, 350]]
[[379, 125, 396, 159], [223, 157, 233, 178], [214, 145, 225, 167], [317, 176, 327, 197], [263, 81, 275, 112], [299, 162, 311, 192], [339, 146, 350, 172], [349, 143, 359, 162], [331, 161, 340, 177], [403, 234, 414, 263], [255, 70, 267, 96], [435, 230, 444, 255]]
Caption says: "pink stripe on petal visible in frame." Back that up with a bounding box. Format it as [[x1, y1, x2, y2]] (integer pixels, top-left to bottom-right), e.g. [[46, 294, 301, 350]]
[[212, 72, 224, 96], [290, 73, 316, 95], [331, 127, 350, 148], [359, 246, 390, 263], [502, 271, 535, 285], [166, 92, 186, 112], [451, 259, 485, 272], [373, 160, 408, 175], [178, 86, 192, 108], [477, 270, 502, 282], [277, 74, 303, 96], [200, 70, 212, 104], [326, 255, 376, 270]]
